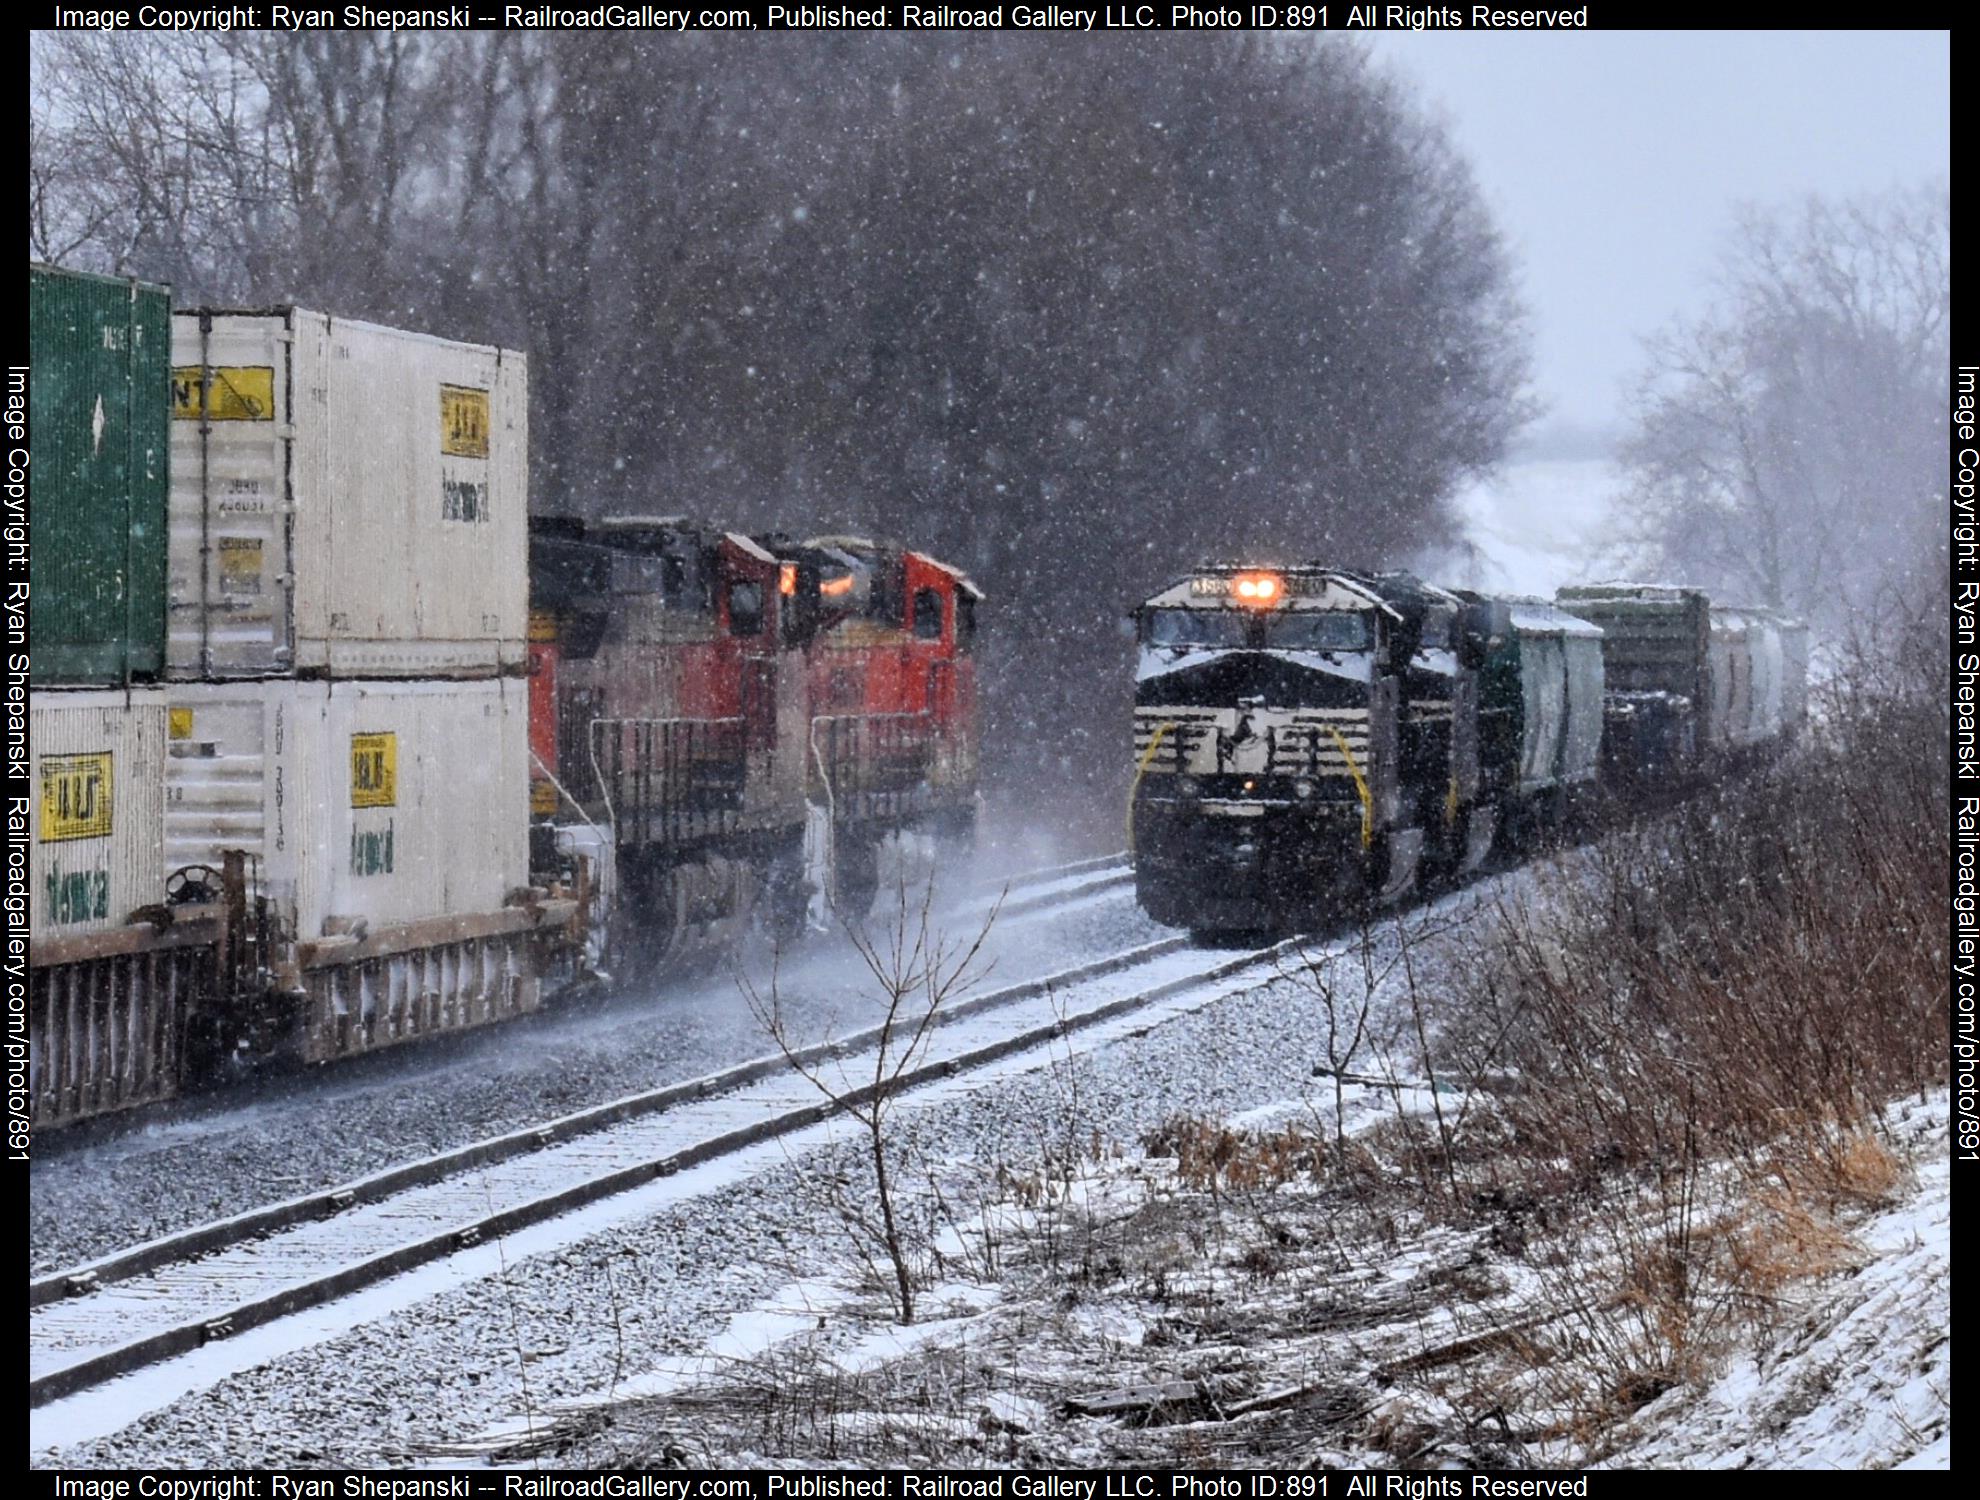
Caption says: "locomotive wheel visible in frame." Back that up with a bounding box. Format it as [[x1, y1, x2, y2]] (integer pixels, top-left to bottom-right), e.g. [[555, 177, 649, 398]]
[[760, 853, 813, 948], [612, 859, 724, 982], [833, 834, 881, 922]]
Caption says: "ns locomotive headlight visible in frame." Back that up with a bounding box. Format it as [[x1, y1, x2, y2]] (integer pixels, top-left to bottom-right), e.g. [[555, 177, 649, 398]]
[[1294, 778, 1317, 799], [1175, 776, 1200, 798]]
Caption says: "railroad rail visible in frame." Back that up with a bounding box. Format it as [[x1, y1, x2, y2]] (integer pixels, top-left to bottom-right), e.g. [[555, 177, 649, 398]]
[[958, 851, 1130, 921], [32, 850, 1134, 1148], [30, 923, 1303, 1409]]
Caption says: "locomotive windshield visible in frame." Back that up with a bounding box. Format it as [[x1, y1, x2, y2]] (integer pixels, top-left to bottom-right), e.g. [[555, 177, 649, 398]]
[[1264, 611, 1370, 651], [1143, 609, 1249, 649]]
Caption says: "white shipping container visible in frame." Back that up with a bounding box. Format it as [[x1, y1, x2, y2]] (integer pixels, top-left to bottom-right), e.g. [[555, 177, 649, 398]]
[[165, 677, 530, 943], [168, 309, 528, 680], [29, 688, 168, 941]]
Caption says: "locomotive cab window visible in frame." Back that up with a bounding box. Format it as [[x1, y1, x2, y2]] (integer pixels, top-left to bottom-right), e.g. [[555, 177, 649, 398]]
[[1265, 611, 1370, 651], [660, 553, 687, 604], [613, 550, 703, 612], [728, 580, 765, 636], [1142, 609, 1248, 649], [956, 592, 977, 650], [867, 558, 905, 629], [913, 587, 945, 641]]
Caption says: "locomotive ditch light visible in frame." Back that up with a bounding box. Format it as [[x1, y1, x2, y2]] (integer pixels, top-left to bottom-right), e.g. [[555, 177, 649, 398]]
[[779, 563, 798, 596], [1232, 571, 1283, 606], [820, 573, 856, 597]]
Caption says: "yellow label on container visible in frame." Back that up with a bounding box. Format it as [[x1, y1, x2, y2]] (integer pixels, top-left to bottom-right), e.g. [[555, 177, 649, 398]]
[[350, 733, 397, 809], [530, 778, 558, 816], [440, 385, 490, 458], [172, 366, 276, 421], [39, 753, 113, 842], [217, 536, 263, 595], [168, 708, 193, 741], [528, 610, 559, 643]]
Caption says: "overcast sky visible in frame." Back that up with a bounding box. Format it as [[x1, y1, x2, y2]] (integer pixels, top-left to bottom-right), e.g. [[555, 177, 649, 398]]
[[1355, 30, 1951, 441]]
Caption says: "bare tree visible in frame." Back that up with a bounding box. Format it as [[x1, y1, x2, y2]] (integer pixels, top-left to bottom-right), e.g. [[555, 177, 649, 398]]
[[31, 35, 1534, 824], [739, 879, 999, 1324], [1279, 924, 1390, 1167], [1617, 186, 1949, 636]]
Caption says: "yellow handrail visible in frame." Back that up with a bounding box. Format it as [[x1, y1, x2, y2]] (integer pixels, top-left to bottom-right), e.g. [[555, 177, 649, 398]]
[[1126, 721, 1178, 856], [1325, 726, 1374, 850]]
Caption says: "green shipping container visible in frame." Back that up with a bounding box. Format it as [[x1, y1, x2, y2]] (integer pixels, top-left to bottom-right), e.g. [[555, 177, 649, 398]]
[[29, 263, 171, 684]]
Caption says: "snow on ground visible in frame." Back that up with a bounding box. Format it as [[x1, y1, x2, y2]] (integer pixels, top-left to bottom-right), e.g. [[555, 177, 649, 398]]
[[29, 866, 1167, 1274], [32, 845, 1947, 1471], [495, 1084, 1949, 1472], [34, 887, 1496, 1468], [1594, 1094, 1950, 1471]]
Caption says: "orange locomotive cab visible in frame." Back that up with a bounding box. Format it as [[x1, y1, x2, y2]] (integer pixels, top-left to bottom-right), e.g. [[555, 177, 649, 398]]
[[526, 515, 817, 970], [795, 537, 983, 915]]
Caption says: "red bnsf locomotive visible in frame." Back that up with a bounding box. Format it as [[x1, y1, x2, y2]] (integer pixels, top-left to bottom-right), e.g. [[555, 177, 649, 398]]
[[797, 537, 982, 915], [24, 262, 989, 1128], [526, 517, 981, 973]]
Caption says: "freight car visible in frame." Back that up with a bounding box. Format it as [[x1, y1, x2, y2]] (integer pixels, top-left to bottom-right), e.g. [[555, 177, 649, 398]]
[[1554, 584, 1809, 795], [1457, 592, 1606, 844], [28, 283, 571, 1127], [29, 283, 987, 1131], [1128, 563, 1805, 938]]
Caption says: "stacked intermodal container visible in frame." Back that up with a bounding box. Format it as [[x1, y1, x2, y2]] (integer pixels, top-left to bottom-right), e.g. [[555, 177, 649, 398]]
[[162, 308, 561, 1067], [166, 310, 528, 680], [25, 273, 566, 1127], [29, 265, 170, 685], [27, 266, 201, 1125]]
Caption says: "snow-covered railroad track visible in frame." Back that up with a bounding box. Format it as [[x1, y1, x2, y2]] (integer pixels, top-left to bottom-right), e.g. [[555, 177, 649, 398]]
[[33, 852, 1132, 1163], [29, 925, 1298, 1410], [960, 852, 1130, 920]]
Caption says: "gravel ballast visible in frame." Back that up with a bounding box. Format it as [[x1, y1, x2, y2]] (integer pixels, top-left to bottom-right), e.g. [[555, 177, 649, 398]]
[[30, 883, 1167, 1274], [36, 890, 1489, 1469]]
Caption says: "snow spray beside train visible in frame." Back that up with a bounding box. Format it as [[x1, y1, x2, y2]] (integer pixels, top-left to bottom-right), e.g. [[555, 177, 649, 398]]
[[1129, 566, 1806, 938]]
